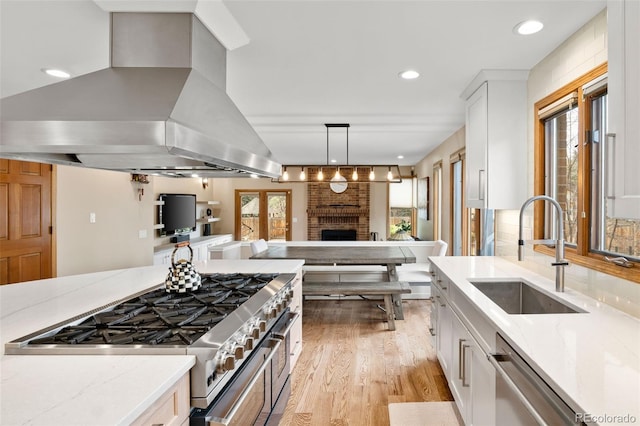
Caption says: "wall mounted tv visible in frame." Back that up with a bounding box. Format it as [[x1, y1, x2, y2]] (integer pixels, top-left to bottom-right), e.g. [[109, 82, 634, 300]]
[[158, 193, 196, 236]]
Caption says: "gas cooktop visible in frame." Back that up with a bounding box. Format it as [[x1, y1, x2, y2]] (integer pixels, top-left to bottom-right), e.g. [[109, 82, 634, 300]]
[[26, 273, 279, 347]]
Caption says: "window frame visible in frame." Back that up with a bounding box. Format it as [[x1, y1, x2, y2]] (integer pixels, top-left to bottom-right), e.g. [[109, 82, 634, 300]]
[[534, 62, 639, 283]]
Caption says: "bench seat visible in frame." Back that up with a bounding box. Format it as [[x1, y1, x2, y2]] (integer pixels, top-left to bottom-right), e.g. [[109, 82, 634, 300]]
[[302, 281, 411, 330]]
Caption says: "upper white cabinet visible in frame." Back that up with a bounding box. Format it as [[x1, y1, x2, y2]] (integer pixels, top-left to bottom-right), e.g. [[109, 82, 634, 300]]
[[463, 70, 528, 209], [607, 0, 640, 219]]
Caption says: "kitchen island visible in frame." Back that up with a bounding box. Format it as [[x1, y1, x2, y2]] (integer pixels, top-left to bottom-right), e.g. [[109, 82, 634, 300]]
[[429, 256, 640, 425], [0, 259, 304, 425]]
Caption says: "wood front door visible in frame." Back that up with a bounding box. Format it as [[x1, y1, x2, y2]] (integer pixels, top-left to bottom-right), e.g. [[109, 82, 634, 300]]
[[0, 160, 54, 284]]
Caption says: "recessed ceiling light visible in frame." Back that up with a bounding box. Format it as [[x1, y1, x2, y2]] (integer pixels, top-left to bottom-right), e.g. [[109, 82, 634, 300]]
[[330, 158, 337, 163], [399, 70, 420, 80], [514, 20, 544, 35], [42, 68, 70, 79], [397, 155, 404, 159]]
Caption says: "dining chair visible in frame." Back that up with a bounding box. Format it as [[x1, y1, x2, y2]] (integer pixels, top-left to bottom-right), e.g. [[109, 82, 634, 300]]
[[250, 239, 269, 255], [433, 240, 448, 257]]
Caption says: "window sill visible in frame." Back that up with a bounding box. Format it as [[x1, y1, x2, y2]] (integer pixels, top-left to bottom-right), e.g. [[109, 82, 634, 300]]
[[535, 246, 640, 284]]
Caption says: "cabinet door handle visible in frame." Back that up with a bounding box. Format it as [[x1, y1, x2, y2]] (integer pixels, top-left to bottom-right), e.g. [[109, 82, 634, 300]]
[[436, 278, 447, 290], [458, 338, 466, 380], [479, 169, 485, 201], [462, 343, 471, 387]]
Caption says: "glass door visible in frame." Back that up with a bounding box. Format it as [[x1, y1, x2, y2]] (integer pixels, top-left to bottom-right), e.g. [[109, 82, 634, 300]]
[[239, 192, 260, 241], [236, 190, 291, 241], [267, 192, 290, 241]]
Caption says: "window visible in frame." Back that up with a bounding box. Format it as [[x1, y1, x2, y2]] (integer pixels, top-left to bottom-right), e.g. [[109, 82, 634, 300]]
[[535, 63, 639, 281], [389, 177, 416, 236], [235, 190, 291, 241]]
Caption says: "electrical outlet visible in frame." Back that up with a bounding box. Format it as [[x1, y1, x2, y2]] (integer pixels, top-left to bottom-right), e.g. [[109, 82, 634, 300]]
[[89, 212, 96, 223], [139, 229, 148, 239]]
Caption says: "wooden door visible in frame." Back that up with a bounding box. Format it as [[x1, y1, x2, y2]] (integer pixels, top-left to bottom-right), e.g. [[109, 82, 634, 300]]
[[0, 160, 53, 284]]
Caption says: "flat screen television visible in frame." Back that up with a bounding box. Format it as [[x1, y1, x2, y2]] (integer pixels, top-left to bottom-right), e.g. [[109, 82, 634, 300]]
[[158, 193, 196, 236]]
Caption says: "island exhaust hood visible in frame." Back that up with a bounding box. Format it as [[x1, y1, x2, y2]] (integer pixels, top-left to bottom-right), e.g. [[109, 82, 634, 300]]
[[0, 12, 281, 178]]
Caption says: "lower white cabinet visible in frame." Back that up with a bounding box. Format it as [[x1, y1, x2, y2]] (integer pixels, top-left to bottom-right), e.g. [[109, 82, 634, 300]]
[[469, 340, 496, 425], [289, 271, 304, 369], [432, 266, 496, 425], [131, 373, 190, 426], [450, 312, 472, 422], [434, 277, 453, 381], [153, 235, 233, 265]]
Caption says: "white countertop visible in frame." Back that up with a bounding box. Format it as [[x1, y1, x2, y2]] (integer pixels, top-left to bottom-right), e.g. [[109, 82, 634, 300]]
[[0, 259, 304, 426], [430, 256, 640, 425]]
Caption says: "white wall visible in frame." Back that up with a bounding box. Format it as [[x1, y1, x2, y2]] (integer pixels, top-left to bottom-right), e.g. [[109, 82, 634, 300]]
[[56, 166, 154, 276], [56, 167, 215, 276], [413, 127, 465, 245]]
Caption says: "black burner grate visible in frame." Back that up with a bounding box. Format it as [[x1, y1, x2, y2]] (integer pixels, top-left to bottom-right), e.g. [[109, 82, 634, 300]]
[[30, 273, 278, 346]]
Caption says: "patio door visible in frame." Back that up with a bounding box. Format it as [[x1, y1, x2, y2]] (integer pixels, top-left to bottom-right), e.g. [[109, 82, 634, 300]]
[[235, 190, 291, 241]]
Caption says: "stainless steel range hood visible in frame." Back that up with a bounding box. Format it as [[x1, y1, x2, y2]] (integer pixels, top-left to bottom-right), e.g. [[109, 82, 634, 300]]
[[0, 13, 281, 178]]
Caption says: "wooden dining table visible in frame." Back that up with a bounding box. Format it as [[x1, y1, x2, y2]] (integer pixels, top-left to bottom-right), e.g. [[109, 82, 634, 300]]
[[250, 245, 416, 320]]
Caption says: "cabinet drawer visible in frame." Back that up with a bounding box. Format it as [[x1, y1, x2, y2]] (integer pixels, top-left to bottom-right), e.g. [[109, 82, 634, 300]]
[[131, 373, 190, 426]]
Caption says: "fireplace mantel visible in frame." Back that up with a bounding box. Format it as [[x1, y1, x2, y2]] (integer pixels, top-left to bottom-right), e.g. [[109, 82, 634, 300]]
[[307, 208, 369, 217]]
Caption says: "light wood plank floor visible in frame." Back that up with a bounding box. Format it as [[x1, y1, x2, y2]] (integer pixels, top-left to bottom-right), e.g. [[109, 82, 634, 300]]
[[281, 299, 453, 425]]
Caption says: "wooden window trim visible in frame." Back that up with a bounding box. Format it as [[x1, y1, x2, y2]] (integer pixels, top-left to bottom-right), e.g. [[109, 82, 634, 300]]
[[534, 62, 639, 283]]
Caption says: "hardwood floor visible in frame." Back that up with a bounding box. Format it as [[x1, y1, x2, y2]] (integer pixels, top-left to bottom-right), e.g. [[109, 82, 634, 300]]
[[281, 299, 453, 425]]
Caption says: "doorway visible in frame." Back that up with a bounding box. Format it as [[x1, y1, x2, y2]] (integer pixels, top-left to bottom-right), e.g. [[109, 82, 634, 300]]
[[235, 190, 292, 241]]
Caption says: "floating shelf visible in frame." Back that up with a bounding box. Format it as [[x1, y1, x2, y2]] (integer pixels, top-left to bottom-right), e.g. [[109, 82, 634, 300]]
[[197, 217, 221, 224], [153, 224, 165, 230], [196, 200, 221, 206]]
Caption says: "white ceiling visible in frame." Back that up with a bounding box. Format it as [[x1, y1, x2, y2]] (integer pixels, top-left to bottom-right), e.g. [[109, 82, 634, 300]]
[[0, 0, 607, 167]]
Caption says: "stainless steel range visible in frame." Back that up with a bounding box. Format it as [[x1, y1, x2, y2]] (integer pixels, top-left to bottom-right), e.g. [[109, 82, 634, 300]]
[[5, 272, 299, 425]]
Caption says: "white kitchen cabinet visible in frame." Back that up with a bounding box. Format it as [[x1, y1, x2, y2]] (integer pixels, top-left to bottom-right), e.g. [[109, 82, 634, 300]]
[[432, 265, 496, 425], [463, 70, 528, 209], [450, 311, 472, 423], [607, 0, 640, 219], [131, 373, 190, 426], [153, 235, 233, 265], [433, 272, 453, 381], [289, 271, 304, 369], [469, 341, 496, 425]]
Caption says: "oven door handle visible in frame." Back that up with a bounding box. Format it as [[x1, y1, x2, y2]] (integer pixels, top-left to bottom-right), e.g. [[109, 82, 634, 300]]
[[271, 311, 300, 340], [209, 338, 283, 426]]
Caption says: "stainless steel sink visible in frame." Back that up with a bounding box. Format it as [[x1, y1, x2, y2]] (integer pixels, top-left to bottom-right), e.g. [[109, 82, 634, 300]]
[[469, 280, 585, 314]]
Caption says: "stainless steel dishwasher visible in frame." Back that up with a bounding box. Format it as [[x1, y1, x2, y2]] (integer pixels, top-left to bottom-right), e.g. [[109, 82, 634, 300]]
[[490, 333, 586, 425]]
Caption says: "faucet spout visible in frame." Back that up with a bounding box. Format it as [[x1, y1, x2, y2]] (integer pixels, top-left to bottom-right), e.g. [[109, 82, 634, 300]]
[[518, 195, 569, 292]]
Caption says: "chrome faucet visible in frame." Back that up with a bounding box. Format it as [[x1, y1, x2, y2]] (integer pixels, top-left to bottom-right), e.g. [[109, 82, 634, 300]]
[[518, 195, 569, 292]]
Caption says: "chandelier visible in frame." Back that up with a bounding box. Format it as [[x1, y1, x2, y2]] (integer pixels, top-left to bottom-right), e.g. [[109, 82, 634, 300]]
[[274, 123, 402, 183]]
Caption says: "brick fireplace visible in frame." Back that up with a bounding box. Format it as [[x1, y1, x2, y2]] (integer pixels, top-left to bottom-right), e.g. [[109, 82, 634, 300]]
[[307, 168, 370, 240]]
